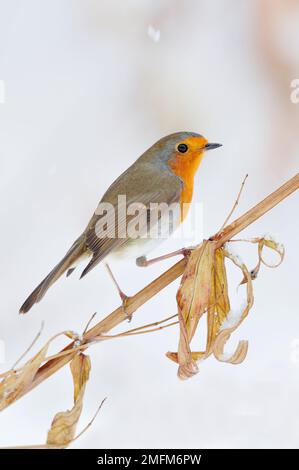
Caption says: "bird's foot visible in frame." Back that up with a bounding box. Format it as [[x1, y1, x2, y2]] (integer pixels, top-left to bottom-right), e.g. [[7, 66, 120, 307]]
[[105, 263, 132, 321], [136, 246, 194, 267]]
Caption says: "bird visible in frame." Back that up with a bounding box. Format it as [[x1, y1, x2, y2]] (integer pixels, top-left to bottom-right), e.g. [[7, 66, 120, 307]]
[[20, 132, 222, 314]]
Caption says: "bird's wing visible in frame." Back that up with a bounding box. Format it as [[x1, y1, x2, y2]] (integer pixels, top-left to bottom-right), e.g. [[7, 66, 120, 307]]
[[80, 166, 182, 277]]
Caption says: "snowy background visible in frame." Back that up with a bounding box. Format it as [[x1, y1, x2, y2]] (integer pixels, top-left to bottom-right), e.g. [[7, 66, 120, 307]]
[[0, 0, 298, 449]]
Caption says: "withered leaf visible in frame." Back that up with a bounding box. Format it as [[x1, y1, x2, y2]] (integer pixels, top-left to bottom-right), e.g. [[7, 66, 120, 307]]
[[213, 248, 254, 364], [167, 230, 281, 378], [0, 342, 49, 411], [206, 247, 230, 355], [238, 236, 285, 284], [46, 353, 91, 447], [169, 241, 217, 379]]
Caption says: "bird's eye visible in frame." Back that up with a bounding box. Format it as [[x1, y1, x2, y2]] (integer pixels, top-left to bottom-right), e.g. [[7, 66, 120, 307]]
[[177, 143, 188, 153]]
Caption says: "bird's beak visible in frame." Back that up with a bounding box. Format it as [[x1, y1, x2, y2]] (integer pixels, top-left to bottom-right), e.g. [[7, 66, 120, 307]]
[[204, 142, 222, 151]]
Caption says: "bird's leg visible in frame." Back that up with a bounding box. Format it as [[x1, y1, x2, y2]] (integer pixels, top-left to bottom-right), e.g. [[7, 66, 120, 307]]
[[136, 246, 194, 267], [104, 263, 132, 322]]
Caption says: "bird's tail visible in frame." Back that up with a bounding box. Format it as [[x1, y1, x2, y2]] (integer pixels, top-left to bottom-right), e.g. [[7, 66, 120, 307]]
[[20, 235, 86, 314]]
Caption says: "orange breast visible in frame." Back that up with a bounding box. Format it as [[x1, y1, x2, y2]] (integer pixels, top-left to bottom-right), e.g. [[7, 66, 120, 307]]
[[169, 151, 204, 221]]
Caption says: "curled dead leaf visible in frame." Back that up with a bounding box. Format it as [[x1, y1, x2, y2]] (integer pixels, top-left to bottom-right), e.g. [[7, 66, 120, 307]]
[[46, 353, 91, 448], [0, 340, 50, 411], [174, 241, 216, 379], [168, 241, 232, 378], [212, 249, 254, 364], [235, 235, 285, 284], [168, 232, 283, 378], [0, 330, 87, 411]]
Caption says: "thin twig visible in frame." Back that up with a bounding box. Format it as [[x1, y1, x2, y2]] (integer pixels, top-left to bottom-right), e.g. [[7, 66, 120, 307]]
[[213, 173, 299, 247], [220, 174, 248, 231], [94, 320, 179, 340], [109, 313, 178, 336], [2, 398, 107, 449], [83, 312, 97, 336], [42, 316, 180, 362], [11, 322, 44, 370], [71, 397, 107, 444]]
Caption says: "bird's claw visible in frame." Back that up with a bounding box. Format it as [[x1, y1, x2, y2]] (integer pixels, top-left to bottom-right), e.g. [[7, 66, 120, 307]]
[[136, 256, 147, 267]]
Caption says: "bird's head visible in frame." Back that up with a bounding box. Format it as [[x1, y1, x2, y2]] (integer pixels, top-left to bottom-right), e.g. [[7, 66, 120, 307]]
[[150, 132, 222, 177], [172, 132, 222, 158]]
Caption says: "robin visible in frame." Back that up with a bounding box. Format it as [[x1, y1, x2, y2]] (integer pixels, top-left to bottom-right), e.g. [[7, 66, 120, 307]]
[[20, 132, 221, 314]]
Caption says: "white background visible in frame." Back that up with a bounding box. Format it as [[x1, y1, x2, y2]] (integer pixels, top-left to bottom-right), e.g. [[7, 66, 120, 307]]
[[0, 0, 298, 449]]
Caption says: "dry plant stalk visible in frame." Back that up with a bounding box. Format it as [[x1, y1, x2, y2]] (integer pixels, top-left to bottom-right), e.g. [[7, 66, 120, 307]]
[[0, 172, 298, 446]]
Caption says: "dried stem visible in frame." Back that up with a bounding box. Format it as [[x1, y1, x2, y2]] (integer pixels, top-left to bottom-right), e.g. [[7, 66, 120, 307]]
[[212, 173, 299, 247], [11, 321, 44, 370], [7, 173, 299, 404], [219, 174, 248, 231]]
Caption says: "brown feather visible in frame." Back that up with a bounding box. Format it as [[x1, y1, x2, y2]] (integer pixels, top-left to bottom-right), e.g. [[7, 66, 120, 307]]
[[80, 164, 182, 277]]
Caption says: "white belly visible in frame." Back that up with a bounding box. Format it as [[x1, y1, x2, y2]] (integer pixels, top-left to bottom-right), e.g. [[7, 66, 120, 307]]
[[107, 236, 165, 261], [108, 210, 181, 261]]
